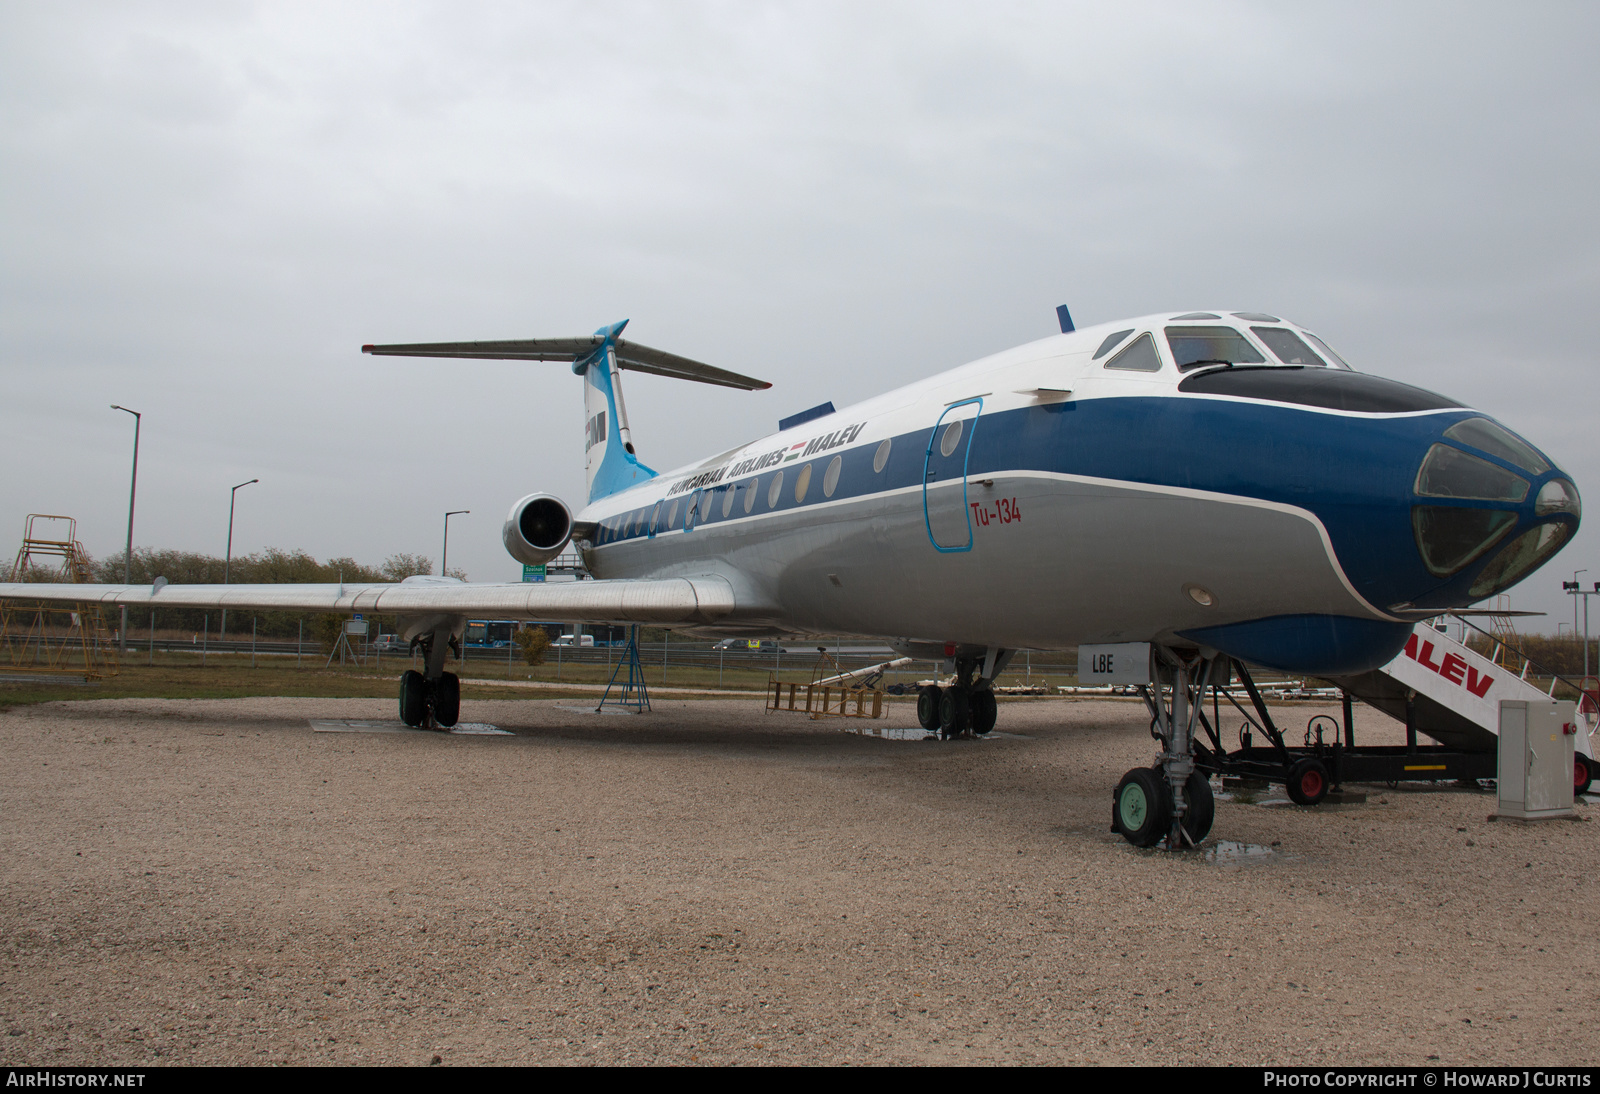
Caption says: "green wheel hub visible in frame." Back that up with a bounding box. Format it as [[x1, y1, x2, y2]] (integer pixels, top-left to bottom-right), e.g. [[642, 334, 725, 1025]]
[[1118, 782, 1148, 832]]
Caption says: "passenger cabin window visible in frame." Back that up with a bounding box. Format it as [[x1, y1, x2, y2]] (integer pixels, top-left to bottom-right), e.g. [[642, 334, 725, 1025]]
[[1250, 327, 1327, 367], [1103, 332, 1162, 372], [1164, 326, 1265, 371], [873, 438, 891, 473]]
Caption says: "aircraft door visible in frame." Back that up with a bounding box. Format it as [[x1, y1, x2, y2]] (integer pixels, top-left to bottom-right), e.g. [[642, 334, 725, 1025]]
[[923, 397, 983, 552]]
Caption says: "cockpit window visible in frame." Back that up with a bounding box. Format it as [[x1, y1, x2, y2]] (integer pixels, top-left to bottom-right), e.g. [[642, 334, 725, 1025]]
[[1251, 327, 1327, 367], [1299, 332, 1350, 369], [1443, 417, 1550, 475], [1232, 312, 1280, 322], [1415, 444, 1529, 503], [1092, 329, 1134, 360], [1104, 332, 1162, 372], [1164, 326, 1266, 371]]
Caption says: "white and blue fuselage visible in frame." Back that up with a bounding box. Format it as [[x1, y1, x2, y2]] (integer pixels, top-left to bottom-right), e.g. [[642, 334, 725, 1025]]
[[572, 311, 1581, 676]]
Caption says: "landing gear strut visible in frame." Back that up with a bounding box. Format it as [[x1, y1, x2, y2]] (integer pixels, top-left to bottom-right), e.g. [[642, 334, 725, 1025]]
[[916, 650, 1010, 738], [1111, 647, 1220, 849], [397, 628, 462, 730]]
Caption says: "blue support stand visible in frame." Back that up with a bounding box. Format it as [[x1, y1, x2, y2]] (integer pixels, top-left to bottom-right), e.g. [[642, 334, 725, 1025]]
[[597, 624, 651, 713]]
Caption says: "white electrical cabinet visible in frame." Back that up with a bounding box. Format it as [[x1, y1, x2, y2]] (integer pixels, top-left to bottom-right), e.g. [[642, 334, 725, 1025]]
[[1497, 700, 1577, 819]]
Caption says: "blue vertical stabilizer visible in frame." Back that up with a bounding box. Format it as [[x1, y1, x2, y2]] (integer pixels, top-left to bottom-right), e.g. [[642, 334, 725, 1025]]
[[577, 321, 658, 503]]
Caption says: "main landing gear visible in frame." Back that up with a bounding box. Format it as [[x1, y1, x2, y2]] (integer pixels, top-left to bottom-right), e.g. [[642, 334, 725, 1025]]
[[916, 649, 1010, 739], [1111, 646, 1220, 850], [397, 628, 462, 730]]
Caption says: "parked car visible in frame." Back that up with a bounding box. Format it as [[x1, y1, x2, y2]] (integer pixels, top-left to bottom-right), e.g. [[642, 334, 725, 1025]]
[[551, 634, 595, 647], [373, 634, 409, 654], [712, 638, 786, 653]]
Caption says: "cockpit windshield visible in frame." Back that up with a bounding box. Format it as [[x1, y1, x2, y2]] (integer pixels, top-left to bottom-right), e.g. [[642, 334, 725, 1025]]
[[1250, 327, 1327, 367], [1164, 326, 1265, 371], [1299, 332, 1351, 369]]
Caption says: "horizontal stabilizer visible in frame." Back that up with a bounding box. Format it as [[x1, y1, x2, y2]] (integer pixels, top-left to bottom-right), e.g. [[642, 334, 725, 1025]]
[[362, 336, 771, 391]]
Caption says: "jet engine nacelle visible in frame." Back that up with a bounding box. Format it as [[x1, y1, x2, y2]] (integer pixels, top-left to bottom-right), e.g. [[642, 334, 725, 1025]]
[[502, 492, 573, 567]]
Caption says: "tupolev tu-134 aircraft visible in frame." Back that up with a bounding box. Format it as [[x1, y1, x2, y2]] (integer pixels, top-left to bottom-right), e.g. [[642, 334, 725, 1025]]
[[3, 308, 1581, 847]]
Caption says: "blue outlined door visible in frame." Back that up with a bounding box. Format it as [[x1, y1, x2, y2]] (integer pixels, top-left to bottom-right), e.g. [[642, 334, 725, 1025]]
[[922, 397, 983, 552]]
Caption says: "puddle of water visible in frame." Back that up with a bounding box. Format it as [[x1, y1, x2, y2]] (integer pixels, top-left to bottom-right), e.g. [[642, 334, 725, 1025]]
[[309, 719, 511, 736], [1203, 840, 1294, 866], [838, 725, 936, 741]]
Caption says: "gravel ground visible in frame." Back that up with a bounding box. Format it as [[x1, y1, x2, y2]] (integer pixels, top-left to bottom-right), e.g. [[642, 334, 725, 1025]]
[[1, 693, 1596, 1066]]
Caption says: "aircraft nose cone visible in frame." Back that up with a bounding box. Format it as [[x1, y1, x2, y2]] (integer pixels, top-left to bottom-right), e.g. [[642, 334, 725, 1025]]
[[1404, 416, 1579, 607]]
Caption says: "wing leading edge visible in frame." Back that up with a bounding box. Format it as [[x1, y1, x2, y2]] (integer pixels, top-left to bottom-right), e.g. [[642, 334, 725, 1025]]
[[0, 576, 737, 625]]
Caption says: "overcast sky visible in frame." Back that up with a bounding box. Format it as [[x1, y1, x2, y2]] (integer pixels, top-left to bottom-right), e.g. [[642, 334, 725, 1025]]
[[2, 2, 1596, 632]]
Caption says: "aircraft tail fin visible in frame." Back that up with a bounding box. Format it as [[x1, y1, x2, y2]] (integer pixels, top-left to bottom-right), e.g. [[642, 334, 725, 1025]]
[[362, 322, 771, 504]]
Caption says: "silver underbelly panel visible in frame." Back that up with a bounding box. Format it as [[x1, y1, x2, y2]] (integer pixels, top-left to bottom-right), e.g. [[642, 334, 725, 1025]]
[[589, 473, 1379, 648]]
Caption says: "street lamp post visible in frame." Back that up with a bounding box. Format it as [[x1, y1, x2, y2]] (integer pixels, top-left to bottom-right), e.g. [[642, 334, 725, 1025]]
[[1562, 573, 1598, 681], [222, 478, 258, 640], [442, 510, 470, 577], [110, 406, 140, 655], [1575, 571, 1587, 655]]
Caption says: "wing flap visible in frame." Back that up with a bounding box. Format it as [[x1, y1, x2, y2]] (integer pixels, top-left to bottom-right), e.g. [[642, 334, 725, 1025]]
[[0, 576, 738, 625]]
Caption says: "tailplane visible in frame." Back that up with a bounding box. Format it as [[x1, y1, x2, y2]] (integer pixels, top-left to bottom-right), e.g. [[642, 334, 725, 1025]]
[[362, 321, 771, 504]]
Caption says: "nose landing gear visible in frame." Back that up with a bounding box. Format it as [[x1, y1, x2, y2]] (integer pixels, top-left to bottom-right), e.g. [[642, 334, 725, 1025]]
[[1111, 647, 1222, 849]]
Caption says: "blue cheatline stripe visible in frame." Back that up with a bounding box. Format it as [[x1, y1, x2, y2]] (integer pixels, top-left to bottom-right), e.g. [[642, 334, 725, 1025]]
[[586, 395, 1570, 612]]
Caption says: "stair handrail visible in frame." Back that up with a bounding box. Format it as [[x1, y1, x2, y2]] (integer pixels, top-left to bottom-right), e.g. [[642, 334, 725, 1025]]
[[1447, 613, 1597, 707]]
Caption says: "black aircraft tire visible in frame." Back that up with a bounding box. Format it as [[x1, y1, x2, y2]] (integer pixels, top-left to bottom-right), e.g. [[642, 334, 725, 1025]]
[[399, 670, 426, 727], [435, 672, 461, 728], [1113, 767, 1171, 847], [1181, 770, 1215, 844], [939, 685, 969, 738], [1286, 756, 1331, 806], [970, 690, 997, 735], [1576, 753, 1593, 797], [917, 687, 942, 731]]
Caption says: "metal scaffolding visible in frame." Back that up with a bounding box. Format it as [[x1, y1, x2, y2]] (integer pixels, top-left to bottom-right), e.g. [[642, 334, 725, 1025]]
[[0, 515, 119, 679]]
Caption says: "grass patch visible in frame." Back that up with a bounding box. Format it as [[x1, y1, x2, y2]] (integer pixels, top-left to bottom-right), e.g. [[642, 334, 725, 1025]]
[[0, 648, 1087, 711], [0, 654, 600, 711]]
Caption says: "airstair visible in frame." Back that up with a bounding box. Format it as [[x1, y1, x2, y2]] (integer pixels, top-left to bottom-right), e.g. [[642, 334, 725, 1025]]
[[1331, 620, 1593, 757], [1191, 617, 1594, 803]]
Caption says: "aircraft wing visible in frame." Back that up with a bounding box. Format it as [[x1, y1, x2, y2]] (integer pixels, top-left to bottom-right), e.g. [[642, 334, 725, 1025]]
[[0, 576, 737, 625], [361, 336, 771, 391]]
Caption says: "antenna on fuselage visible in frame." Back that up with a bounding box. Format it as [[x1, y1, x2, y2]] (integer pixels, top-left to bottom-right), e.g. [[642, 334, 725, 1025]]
[[1056, 305, 1075, 333]]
